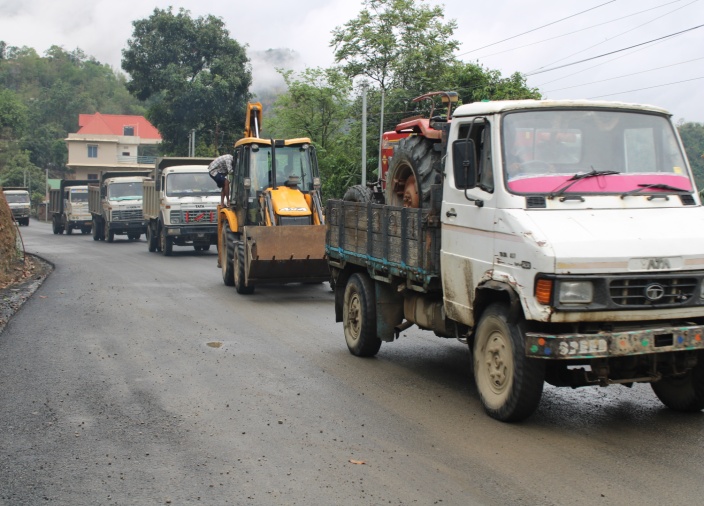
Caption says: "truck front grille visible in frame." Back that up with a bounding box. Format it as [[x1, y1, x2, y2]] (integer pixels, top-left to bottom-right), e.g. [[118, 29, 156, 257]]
[[112, 209, 143, 221], [610, 277, 698, 307], [170, 209, 217, 224]]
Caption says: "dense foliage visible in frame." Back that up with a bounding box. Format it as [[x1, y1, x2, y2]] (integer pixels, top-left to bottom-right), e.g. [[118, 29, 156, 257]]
[[0, 43, 147, 201], [122, 7, 252, 156], [678, 121, 704, 190]]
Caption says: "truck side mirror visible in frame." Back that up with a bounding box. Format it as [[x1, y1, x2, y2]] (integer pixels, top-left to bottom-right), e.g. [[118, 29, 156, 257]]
[[452, 139, 477, 190]]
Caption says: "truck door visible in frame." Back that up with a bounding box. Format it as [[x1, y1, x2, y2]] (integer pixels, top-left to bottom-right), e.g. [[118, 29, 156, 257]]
[[441, 119, 496, 328]]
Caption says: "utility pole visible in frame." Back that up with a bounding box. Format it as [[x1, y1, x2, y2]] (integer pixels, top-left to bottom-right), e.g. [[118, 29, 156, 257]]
[[188, 129, 196, 157], [378, 88, 385, 180], [361, 82, 368, 186]]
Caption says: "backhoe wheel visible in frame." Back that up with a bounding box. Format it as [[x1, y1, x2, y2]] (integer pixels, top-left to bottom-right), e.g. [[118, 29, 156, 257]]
[[160, 223, 173, 256], [220, 226, 235, 287], [385, 136, 442, 209], [343, 185, 374, 203], [651, 356, 704, 412], [234, 240, 254, 294], [472, 303, 545, 422], [343, 273, 381, 357], [147, 225, 157, 252]]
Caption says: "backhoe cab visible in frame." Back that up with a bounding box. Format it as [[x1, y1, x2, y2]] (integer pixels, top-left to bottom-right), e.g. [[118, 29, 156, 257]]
[[217, 102, 328, 294]]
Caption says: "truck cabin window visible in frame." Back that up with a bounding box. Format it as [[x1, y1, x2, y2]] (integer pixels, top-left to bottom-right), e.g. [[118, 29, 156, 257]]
[[5, 194, 30, 204], [455, 121, 493, 192], [70, 190, 89, 202], [166, 173, 220, 197], [108, 182, 144, 201], [248, 145, 315, 191], [503, 110, 691, 195]]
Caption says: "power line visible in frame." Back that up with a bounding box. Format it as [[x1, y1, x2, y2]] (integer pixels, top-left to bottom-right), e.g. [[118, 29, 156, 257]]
[[541, 57, 704, 93], [529, 0, 698, 72], [457, 1, 616, 56], [473, 0, 687, 60], [587, 76, 704, 98], [525, 24, 704, 76]]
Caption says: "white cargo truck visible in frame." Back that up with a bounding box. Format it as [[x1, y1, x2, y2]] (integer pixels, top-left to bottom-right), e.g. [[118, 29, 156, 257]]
[[2, 187, 31, 226], [89, 171, 150, 242], [328, 93, 704, 422], [49, 180, 92, 235], [143, 157, 219, 255]]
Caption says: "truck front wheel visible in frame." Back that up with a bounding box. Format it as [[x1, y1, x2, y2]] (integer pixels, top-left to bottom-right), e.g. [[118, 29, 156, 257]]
[[220, 226, 235, 286], [651, 357, 704, 412], [147, 224, 157, 252], [472, 303, 544, 422], [160, 224, 173, 256], [343, 273, 381, 357]]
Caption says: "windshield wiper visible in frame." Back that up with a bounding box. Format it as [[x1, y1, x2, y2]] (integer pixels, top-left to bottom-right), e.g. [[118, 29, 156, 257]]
[[548, 169, 620, 199], [620, 183, 691, 198]]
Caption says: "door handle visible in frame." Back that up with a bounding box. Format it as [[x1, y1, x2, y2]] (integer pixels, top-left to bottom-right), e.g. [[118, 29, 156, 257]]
[[446, 209, 457, 218]]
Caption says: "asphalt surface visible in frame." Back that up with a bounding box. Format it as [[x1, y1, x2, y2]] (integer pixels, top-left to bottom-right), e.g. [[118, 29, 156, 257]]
[[1, 219, 703, 505]]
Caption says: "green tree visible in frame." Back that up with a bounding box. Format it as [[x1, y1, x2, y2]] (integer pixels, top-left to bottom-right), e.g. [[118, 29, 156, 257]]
[[122, 7, 252, 155], [0, 88, 28, 142], [331, 0, 458, 95], [678, 121, 704, 189], [445, 61, 541, 104], [267, 67, 357, 199]]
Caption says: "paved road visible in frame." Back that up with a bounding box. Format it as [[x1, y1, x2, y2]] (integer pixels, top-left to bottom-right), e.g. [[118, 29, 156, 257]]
[[1, 220, 703, 505]]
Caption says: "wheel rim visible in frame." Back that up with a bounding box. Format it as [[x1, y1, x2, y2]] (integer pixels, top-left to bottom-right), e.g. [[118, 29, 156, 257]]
[[475, 324, 514, 409], [345, 290, 362, 343]]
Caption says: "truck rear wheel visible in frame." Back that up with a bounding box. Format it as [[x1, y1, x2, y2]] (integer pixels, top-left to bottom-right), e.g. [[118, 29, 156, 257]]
[[92, 220, 99, 241], [343, 273, 381, 357], [651, 357, 704, 412], [385, 136, 441, 208], [66, 225, 73, 235], [234, 241, 254, 294], [472, 303, 545, 422], [220, 226, 235, 286]]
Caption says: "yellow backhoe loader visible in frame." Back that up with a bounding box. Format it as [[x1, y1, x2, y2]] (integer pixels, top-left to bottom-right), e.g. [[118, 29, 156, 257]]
[[217, 102, 328, 294]]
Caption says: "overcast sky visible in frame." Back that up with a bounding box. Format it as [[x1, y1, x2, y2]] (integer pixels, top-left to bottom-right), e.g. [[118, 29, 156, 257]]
[[1, 0, 702, 121]]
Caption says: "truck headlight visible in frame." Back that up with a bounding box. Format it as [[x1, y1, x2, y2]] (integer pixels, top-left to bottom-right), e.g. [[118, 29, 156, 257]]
[[558, 281, 593, 304]]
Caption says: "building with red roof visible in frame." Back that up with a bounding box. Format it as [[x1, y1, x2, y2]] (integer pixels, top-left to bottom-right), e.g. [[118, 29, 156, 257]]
[[66, 113, 162, 180]]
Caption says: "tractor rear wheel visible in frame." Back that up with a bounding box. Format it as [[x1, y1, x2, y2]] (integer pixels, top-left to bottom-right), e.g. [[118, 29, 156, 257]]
[[385, 136, 442, 209]]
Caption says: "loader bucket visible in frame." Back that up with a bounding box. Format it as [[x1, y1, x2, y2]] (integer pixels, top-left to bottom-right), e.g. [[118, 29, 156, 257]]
[[243, 225, 330, 285]]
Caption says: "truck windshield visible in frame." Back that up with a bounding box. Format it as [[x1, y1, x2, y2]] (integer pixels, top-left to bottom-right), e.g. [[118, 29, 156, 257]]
[[503, 109, 692, 196], [4, 194, 30, 204], [249, 145, 315, 191], [166, 172, 219, 197], [70, 190, 89, 202], [108, 182, 143, 201]]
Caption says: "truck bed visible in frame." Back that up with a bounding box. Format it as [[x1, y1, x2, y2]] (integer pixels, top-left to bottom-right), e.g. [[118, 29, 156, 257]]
[[142, 180, 158, 220], [325, 200, 441, 291]]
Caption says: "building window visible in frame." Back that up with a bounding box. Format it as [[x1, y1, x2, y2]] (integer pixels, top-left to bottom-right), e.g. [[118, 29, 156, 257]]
[[88, 174, 98, 180], [88, 145, 98, 158], [123, 126, 134, 136], [122, 152, 130, 156]]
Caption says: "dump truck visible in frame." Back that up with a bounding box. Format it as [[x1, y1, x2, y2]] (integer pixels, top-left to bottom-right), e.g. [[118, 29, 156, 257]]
[[217, 102, 328, 294], [327, 92, 704, 422], [143, 157, 220, 255], [89, 171, 150, 242], [2, 187, 31, 226], [49, 180, 92, 235]]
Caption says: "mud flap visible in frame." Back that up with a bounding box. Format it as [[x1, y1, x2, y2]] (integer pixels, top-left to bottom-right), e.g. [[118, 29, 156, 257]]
[[243, 225, 330, 284]]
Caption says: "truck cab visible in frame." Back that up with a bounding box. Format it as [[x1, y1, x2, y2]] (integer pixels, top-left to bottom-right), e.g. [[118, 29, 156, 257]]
[[327, 98, 704, 421], [2, 187, 31, 226], [143, 158, 220, 255]]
